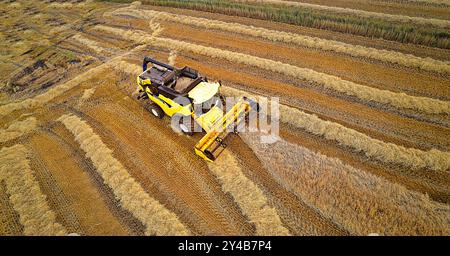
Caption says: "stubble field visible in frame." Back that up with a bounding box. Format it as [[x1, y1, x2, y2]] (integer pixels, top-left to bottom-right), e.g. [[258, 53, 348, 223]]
[[0, 0, 449, 236]]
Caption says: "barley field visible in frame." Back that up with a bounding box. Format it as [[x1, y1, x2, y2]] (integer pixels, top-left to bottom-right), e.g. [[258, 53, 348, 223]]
[[0, 0, 449, 236]]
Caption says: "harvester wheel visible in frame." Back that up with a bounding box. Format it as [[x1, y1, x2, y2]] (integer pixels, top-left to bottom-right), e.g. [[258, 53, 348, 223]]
[[173, 114, 195, 136], [148, 104, 164, 119], [244, 101, 260, 126]]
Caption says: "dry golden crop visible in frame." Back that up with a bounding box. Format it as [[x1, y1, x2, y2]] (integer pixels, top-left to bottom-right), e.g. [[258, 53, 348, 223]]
[[241, 132, 450, 235], [208, 151, 290, 235], [72, 34, 109, 54], [58, 114, 190, 235], [0, 117, 37, 143], [242, 0, 450, 28], [0, 145, 67, 235], [111, 7, 450, 74], [46, 1, 92, 9], [0, 65, 104, 116], [81, 88, 96, 101], [107, 59, 450, 171], [0, 45, 147, 116]]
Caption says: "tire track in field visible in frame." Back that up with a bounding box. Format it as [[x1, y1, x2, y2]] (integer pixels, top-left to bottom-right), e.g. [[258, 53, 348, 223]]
[[280, 124, 450, 203], [207, 150, 290, 235], [26, 141, 83, 234]]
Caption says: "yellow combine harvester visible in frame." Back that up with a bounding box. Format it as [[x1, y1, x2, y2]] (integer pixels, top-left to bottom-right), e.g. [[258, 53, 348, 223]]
[[136, 57, 258, 161]]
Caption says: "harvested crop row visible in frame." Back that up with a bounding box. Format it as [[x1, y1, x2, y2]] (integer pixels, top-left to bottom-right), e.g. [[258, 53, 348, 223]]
[[0, 144, 66, 235], [95, 25, 450, 115], [0, 45, 147, 117], [0, 117, 37, 143], [58, 114, 189, 236], [113, 60, 143, 75], [243, 0, 450, 28], [0, 181, 23, 235], [221, 86, 450, 171], [207, 151, 290, 236], [72, 34, 109, 54], [240, 132, 450, 235], [110, 7, 450, 74]]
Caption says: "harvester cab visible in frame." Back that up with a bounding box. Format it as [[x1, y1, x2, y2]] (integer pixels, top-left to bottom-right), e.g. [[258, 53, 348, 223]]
[[136, 57, 258, 162]]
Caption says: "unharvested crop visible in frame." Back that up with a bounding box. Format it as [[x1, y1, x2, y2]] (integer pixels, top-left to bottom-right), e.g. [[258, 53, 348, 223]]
[[95, 25, 450, 115], [0, 145, 66, 235], [244, 0, 450, 28], [113, 60, 142, 75], [58, 114, 190, 235], [222, 86, 450, 171], [111, 7, 450, 74], [240, 132, 450, 235], [0, 117, 37, 143], [207, 151, 290, 235]]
